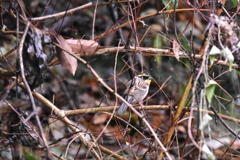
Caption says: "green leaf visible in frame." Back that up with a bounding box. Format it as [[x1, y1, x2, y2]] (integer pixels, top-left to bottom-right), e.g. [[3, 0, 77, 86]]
[[232, 0, 238, 6], [153, 34, 162, 49], [153, 35, 162, 66], [162, 0, 170, 10], [162, 0, 178, 10], [209, 55, 215, 66], [181, 37, 190, 52], [24, 148, 40, 160], [206, 80, 217, 104]]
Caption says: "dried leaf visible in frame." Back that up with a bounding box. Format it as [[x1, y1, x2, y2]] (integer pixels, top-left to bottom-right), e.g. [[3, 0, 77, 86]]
[[49, 118, 65, 140], [55, 35, 77, 75], [66, 39, 99, 56], [21, 27, 49, 89], [172, 40, 183, 61], [93, 114, 109, 125], [177, 125, 186, 133]]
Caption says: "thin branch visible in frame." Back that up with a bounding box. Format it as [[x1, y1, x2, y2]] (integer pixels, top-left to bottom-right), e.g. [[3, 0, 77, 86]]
[[87, 39, 122, 158], [17, 21, 52, 159], [94, 8, 209, 40], [30, 1, 138, 22], [64, 105, 169, 115], [16, 80, 126, 160], [1, 27, 239, 70], [210, 106, 240, 139], [188, 34, 210, 151], [60, 45, 240, 70], [92, 0, 98, 39], [30, 2, 93, 21], [63, 105, 240, 124], [53, 42, 173, 160]]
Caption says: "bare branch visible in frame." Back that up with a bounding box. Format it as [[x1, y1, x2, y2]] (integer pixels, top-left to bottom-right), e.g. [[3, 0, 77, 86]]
[[30, 2, 93, 21]]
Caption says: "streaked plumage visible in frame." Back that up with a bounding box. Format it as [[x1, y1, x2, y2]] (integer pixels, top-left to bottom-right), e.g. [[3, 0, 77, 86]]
[[116, 73, 151, 114]]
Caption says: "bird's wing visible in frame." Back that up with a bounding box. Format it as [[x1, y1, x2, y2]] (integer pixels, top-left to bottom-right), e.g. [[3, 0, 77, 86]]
[[124, 78, 138, 95]]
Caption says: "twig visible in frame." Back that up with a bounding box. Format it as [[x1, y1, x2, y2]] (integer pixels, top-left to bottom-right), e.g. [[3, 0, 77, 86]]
[[92, 0, 98, 39], [4, 100, 45, 147], [87, 41, 121, 155], [94, 8, 209, 40], [96, 47, 238, 70], [65, 135, 78, 157], [187, 26, 210, 155], [159, 75, 193, 159], [1, 34, 239, 70], [53, 42, 173, 160], [16, 80, 126, 160], [64, 105, 170, 115], [63, 105, 240, 125], [17, 21, 52, 159], [210, 106, 240, 139], [18, 22, 50, 157], [0, 80, 16, 107], [30, 2, 93, 21]]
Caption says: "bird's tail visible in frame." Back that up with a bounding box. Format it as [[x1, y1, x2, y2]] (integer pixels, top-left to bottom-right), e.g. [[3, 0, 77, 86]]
[[116, 102, 128, 114]]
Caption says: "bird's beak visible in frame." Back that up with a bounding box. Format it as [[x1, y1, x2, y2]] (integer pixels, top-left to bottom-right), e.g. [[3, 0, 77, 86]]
[[146, 79, 151, 83]]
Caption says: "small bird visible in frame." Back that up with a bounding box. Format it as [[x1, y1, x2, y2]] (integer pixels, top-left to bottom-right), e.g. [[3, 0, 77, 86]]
[[116, 73, 151, 114]]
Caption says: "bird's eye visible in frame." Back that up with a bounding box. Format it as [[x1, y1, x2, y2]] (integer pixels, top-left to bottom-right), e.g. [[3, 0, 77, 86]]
[[140, 75, 149, 80]]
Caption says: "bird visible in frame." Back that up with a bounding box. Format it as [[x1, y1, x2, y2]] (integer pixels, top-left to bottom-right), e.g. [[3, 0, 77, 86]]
[[116, 73, 151, 114]]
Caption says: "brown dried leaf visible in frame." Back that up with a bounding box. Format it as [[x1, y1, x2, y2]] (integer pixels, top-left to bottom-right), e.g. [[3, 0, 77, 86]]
[[177, 125, 186, 133], [66, 39, 99, 56], [172, 40, 183, 61], [92, 113, 109, 125], [55, 35, 77, 75]]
